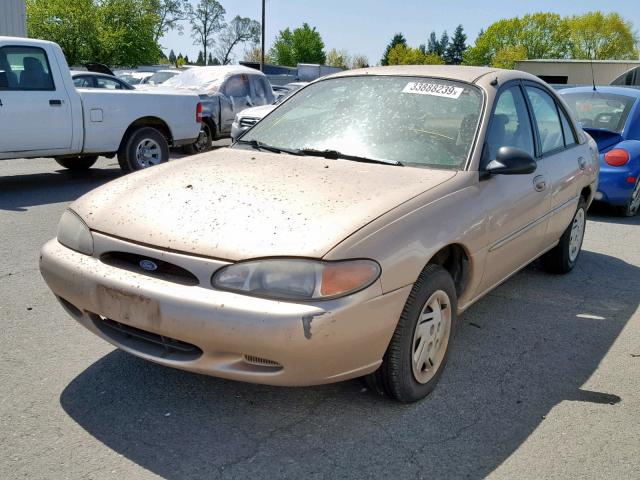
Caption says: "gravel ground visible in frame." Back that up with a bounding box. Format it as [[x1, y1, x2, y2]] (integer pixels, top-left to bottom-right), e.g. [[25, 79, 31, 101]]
[[1, 152, 639, 479]]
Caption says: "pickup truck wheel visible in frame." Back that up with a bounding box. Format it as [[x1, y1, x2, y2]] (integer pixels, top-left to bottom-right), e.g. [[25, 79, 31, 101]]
[[54, 156, 98, 171], [365, 264, 458, 403], [542, 197, 587, 274], [183, 123, 213, 155], [118, 127, 169, 173]]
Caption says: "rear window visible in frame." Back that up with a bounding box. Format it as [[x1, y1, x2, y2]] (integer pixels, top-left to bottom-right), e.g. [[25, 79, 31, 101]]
[[561, 92, 635, 134]]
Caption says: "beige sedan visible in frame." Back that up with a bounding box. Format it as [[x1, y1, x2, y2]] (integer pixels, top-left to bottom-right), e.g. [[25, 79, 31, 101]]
[[40, 66, 598, 402]]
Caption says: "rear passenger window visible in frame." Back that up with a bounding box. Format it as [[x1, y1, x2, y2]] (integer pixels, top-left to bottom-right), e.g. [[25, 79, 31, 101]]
[[485, 86, 535, 162], [525, 87, 564, 154], [250, 75, 271, 105], [558, 108, 577, 147], [0, 46, 55, 91]]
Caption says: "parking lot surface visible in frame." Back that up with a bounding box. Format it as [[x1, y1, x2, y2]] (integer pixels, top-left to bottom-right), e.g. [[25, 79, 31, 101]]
[[1, 153, 639, 479]]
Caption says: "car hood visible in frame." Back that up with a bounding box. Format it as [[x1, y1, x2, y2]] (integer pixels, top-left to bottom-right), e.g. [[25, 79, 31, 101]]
[[71, 148, 457, 260], [239, 104, 276, 119]]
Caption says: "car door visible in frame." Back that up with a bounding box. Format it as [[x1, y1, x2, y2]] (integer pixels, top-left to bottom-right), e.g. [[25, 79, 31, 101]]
[[0, 45, 73, 152], [524, 83, 586, 242], [478, 83, 552, 292], [219, 74, 252, 133]]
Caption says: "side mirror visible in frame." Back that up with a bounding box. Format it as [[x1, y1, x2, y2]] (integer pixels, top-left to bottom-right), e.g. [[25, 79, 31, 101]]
[[485, 146, 537, 175]]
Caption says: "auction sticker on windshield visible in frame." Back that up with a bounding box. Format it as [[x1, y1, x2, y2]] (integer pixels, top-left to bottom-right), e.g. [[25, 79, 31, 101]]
[[402, 82, 464, 99]]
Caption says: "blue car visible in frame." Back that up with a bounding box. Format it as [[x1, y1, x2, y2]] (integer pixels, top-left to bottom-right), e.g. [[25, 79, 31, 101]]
[[560, 86, 640, 216]]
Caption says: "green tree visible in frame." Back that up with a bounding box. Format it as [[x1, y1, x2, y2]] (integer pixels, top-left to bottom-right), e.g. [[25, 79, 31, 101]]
[[464, 13, 571, 67], [176, 52, 185, 67], [168, 48, 176, 65], [326, 48, 350, 69], [491, 45, 528, 69], [26, 0, 99, 65], [568, 11, 638, 60], [381, 33, 407, 66], [148, 0, 187, 43], [210, 55, 221, 65], [186, 0, 226, 67], [184, 54, 190, 64], [95, 0, 162, 66], [269, 23, 326, 66], [444, 25, 467, 65], [215, 16, 261, 65], [426, 31, 442, 56], [387, 44, 444, 65], [196, 50, 205, 65]]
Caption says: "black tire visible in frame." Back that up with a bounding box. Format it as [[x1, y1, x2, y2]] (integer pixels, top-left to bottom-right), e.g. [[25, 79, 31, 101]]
[[365, 264, 458, 403], [621, 179, 640, 217], [118, 127, 169, 173], [542, 196, 587, 274], [54, 156, 98, 171], [182, 122, 214, 155]]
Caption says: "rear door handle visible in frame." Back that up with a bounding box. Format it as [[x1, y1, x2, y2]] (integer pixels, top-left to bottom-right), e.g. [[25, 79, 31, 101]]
[[578, 156, 587, 170], [533, 175, 547, 192], [49, 99, 62, 106]]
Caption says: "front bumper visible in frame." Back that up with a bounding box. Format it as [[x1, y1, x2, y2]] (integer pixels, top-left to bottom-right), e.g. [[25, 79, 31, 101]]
[[39, 235, 410, 386]]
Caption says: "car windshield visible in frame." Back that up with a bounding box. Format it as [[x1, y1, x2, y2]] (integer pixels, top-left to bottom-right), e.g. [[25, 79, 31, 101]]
[[561, 92, 635, 133], [236, 76, 483, 169], [148, 71, 178, 84]]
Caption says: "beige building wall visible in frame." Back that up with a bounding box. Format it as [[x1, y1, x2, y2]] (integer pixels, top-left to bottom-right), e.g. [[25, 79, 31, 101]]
[[0, 0, 27, 38], [515, 60, 640, 85]]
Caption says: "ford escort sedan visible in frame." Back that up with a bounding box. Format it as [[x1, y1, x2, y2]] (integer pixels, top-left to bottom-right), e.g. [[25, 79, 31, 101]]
[[40, 66, 598, 402]]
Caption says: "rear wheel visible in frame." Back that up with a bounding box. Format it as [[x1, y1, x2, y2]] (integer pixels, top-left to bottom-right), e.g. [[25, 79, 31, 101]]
[[118, 127, 169, 173], [365, 264, 458, 403], [622, 179, 640, 217], [542, 197, 587, 273], [54, 155, 98, 171]]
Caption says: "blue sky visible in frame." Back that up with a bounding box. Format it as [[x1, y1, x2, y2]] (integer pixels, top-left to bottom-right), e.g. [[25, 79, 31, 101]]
[[161, 0, 640, 64]]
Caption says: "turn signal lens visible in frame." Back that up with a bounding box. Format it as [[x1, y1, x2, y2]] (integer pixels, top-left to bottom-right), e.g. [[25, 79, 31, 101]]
[[320, 263, 380, 297], [604, 149, 629, 167]]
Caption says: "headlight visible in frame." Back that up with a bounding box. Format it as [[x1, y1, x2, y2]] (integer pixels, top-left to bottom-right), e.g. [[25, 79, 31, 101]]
[[212, 258, 380, 301], [57, 209, 94, 255]]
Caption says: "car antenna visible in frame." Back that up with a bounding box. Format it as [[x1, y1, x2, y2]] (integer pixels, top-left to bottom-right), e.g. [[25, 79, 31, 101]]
[[590, 56, 597, 92]]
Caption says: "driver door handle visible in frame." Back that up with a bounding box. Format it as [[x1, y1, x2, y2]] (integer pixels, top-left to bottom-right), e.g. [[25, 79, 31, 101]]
[[534, 175, 547, 192]]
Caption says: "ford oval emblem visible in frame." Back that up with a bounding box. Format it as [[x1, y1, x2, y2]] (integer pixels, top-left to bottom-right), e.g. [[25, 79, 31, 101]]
[[139, 259, 158, 272]]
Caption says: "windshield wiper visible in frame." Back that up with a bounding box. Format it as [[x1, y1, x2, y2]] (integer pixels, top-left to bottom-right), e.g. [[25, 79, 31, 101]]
[[297, 148, 403, 166], [236, 139, 303, 156]]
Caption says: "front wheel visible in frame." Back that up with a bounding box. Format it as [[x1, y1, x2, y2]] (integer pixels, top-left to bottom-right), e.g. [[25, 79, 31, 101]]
[[118, 127, 169, 173], [365, 264, 458, 403], [54, 156, 98, 171], [542, 197, 587, 274], [183, 123, 213, 155]]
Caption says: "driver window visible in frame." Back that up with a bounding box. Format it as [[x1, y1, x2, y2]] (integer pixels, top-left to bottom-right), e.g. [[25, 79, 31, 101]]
[[486, 86, 535, 163], [224, 74, 249, 97]]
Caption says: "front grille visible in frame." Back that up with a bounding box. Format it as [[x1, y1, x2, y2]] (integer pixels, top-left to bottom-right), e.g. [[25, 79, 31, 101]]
[[239, 117, 259, 128], [243, 355, 282, 368], [92, 315, 203, 361], [100, 252, 199, 286]]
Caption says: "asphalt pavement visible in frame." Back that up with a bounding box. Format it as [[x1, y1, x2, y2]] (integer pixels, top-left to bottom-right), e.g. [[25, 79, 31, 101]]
[[1, 151, 639, 479]]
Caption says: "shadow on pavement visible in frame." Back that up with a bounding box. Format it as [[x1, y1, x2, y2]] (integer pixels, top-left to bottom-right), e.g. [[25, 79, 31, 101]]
[[60, 250, 639, 479], [588, 202, 640, 226], [0, 166, 122, 211]]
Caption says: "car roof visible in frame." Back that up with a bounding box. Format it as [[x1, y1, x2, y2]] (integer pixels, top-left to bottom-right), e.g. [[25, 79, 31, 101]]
[[558, 85, 640, 99], [326, 65, 507, 84], [70, 71, 117, 79]]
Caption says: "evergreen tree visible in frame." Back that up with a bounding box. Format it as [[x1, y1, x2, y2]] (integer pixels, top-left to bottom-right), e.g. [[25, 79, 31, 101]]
[[426, 32, 441, 56], [380, 33, 407, 66], [208, 52, 214, 65], [439, 31, 450, 58], [196, 50, 205, 65], [184, 54, 190, 64], [444, 25, 467, 65], [210, 56, 221, 65], [168, 49, 176, 65]]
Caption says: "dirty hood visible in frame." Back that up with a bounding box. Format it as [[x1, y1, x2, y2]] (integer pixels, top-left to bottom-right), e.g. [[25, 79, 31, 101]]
[[72, 149, 456, 260]]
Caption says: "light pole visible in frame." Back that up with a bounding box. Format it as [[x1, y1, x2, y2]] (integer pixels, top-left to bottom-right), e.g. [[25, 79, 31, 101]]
[[260, 0, 266, 72]]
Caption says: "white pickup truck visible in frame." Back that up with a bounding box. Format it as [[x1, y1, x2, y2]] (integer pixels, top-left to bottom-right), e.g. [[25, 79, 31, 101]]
[[0, 37, 202, 172]]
